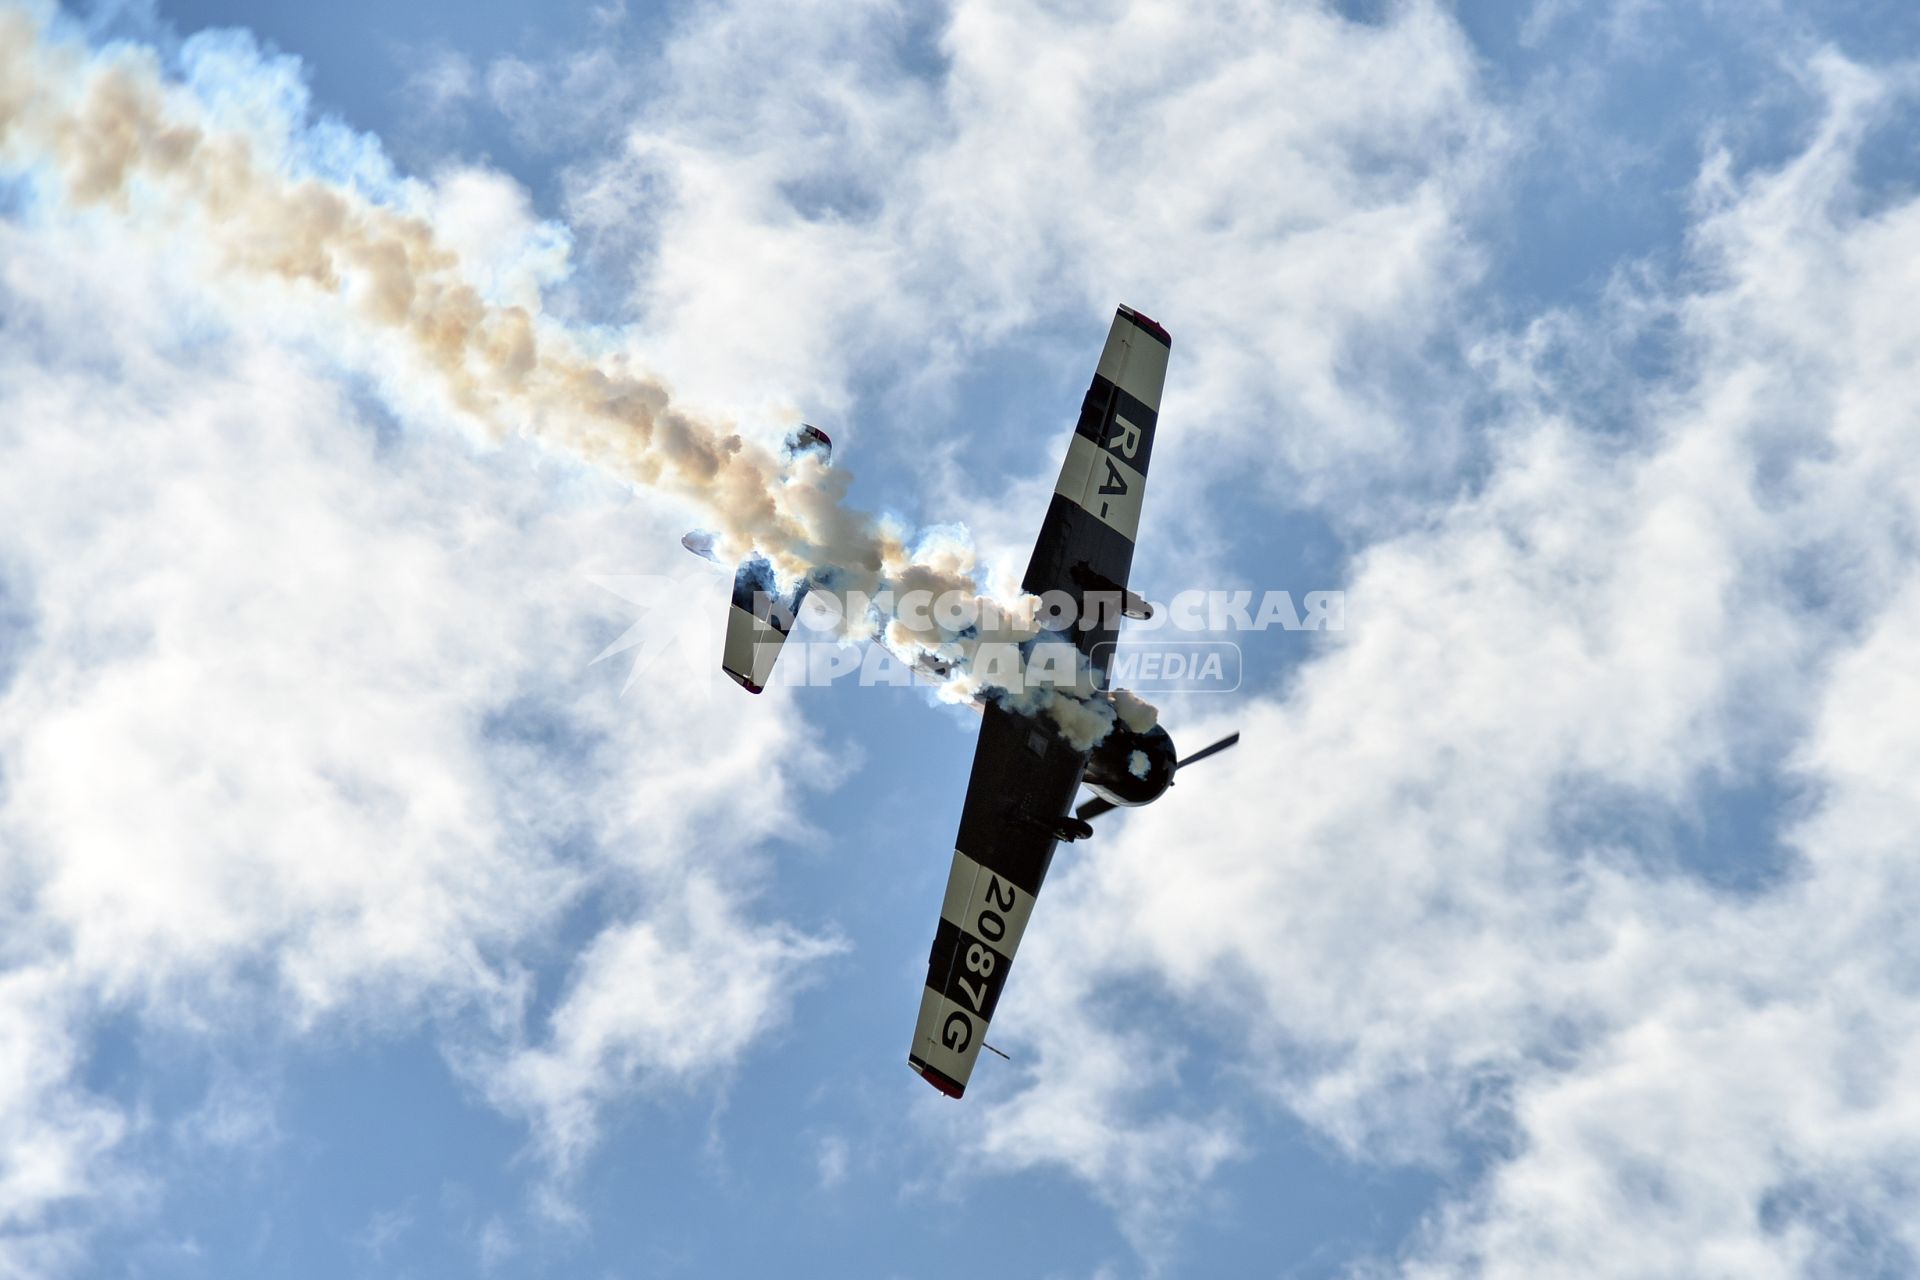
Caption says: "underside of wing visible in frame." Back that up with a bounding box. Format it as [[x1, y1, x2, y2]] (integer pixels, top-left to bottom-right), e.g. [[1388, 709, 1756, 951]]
[[1023, 306, 1171, 663], [720, 555, 807, 693], [909, 702, 1086, 1097], [908, 846, 1038, 1097]]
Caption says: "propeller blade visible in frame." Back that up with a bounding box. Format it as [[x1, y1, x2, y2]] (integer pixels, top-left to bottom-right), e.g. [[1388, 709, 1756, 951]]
[[1075, 794, 1120, 822], [1175, 731, 1240, 771]]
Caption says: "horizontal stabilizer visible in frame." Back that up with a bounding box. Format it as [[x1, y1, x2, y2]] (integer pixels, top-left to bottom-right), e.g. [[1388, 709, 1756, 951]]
[[722, 556, 810, 693], [785, 423, 832, 467]]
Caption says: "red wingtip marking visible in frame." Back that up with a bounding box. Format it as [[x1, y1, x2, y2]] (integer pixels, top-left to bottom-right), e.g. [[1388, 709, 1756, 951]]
[[725, 669, 764, 694], [1118, 305, 1171, 347], [908, 1058, 966, 1099]]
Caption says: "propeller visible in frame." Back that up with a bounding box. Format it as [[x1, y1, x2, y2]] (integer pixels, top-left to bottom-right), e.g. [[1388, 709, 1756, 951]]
[[1075, 731, 1241, 822], [1174, 731, 1240, 770]]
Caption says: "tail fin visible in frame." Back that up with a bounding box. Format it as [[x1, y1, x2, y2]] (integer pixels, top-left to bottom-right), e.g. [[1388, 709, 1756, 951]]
[[722, 557, 810, 693]]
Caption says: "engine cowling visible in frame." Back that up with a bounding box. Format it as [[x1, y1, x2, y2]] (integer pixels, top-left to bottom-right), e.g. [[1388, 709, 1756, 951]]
[[1082, 721, 1178, 809]]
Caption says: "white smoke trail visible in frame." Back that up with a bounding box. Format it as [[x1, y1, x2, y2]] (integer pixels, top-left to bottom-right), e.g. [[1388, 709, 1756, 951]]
[[0, 7, 1150, 745], [0, 8, 857, 575]]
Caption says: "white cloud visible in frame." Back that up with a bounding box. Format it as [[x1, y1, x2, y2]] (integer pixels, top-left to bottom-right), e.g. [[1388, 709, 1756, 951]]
[[477, 1214, 516, 1270], [477, 876, 846, 1177], [815, 1132, 849, 1189], [353, 1203, 415, 1262], [564, 0, 1498, 494], [426, 163, 575, 310], [0, 201, 836, 1266], [403, 48, 478, 119], [12, 2, 1920, 1276], [955, 43, 1920, 1278], [484, 54, 542, 129], [484, 47, 646, 157], [0, 967, 125, 1278]]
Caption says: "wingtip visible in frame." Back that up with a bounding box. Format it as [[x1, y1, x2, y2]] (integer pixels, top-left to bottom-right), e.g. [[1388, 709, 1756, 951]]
[[908, 1056, 966, 1099], [1117, 304, 1171, 348]]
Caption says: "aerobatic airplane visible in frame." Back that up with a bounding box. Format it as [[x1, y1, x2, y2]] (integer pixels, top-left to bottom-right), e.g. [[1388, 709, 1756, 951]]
[[686, 306, 1238, 1098]]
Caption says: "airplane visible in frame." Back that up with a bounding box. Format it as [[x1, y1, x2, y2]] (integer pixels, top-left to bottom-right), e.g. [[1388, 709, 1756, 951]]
[[685, 306, 1240, 1098]]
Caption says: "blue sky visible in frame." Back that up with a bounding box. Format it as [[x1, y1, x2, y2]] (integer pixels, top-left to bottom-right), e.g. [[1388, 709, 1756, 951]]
[[6, 0, 1920, 1277]]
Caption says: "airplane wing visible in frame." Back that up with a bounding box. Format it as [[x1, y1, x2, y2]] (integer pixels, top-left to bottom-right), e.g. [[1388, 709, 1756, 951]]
[[908, 305, 1170, 1097], [907, 701, 1082, 1096], [1022, 303, 1169, 655]]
